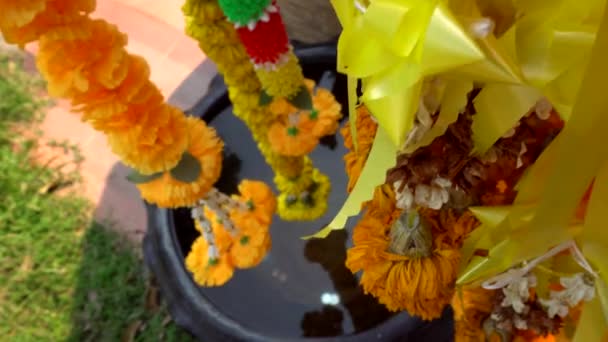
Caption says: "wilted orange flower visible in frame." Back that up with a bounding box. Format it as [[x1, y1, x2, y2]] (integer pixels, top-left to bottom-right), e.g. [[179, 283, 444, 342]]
[[185, 236, 234, 287], [346, 184, 463, 320], [267, 117, 319, 157], [341, 106, 377, 192], [452, 287, 496, 342], [136, 117, 223, 206]]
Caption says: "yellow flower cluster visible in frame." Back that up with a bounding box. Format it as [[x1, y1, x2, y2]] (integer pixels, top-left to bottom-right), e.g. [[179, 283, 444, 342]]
[[255, 51, 304, 99], [0, 0, 223, 207], [186, 180, 276, 286], [183, 0, 331, 220], [277, 168, 331, 221]]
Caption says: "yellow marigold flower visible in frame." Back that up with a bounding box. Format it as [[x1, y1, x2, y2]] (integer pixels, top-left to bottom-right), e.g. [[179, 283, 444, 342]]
[[274, 158, 315, 195], [109, 104, 189, 175], [229, 230, 271, 269], [276, 169, 331, 221], [255, 51, 304, 99], [451, 287, 496, 342], [36, 18, 129, 98], [185, 236, 234, 287], [136, 117, 223, 207], [341, 106, 377, 193]]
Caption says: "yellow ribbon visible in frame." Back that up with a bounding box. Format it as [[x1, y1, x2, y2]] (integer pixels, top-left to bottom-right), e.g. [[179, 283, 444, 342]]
[[322, 0, 483, 237], [447, 0, 601, 154], [458, 12, 608, 277], [332, 0, 483, 148], [458, 3, 608, 335], [305, 125, 397, 239]]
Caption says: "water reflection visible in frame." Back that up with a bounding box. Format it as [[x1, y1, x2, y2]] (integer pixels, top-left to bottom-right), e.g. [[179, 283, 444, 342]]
[[301, 306, 344, 337], [302, 230, 393, 336]]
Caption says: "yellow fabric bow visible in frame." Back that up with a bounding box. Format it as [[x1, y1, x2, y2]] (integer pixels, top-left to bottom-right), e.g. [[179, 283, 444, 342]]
[[448, 0, 602, 153], [333, 0, 483, 148], [310, 0, 483, 238]]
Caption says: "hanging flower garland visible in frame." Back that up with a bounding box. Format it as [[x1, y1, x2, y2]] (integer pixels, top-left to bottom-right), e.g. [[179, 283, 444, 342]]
[[186, 0, 343, 221], [0, 0, 275, 287], [341, 77, 604, 339]]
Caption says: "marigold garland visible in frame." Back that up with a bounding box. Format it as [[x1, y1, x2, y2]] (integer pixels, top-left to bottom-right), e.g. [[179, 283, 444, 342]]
[[31, 14, 192, 175], [136, 117, 224, 208], [0, 0, 95, 47], [255, 50, 303, 99], [1, 0, 277, 289], [183, 0, 335, 221], [342, 105, 378, 193]]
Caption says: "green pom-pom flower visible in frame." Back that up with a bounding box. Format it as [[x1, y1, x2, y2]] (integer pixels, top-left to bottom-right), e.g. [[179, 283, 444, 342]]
[[218, 0, 271, 25]]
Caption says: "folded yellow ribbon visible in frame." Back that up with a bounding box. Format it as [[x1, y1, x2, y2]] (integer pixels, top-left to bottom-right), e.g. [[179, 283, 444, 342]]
[[332, 0, 483, 148], [448, 0, 600, 154]]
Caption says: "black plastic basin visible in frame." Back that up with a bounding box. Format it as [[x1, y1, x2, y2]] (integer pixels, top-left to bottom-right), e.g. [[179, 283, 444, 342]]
[[143, 44, 454, 342]]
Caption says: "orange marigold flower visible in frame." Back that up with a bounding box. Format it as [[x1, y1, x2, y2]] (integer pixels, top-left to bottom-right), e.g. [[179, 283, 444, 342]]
[[451, 287, 496, 342], [194, 209, 234, 253], [0, 0, 95, 46], [229, 230, 271, 269], [0, 0, 46, 30], [109, 104, 189, 175], [269, 79, 342, 138], [185, 236, 234, 287], [341, 105, 377, 192], [73, 55, 165, 133], [36, 18, 129, 98], [230, 180, 276, 230], [136, 117, 223, 206], [300, 88, 342, 138], [346, 185, 463, 320], [267, 116, 319, 157]]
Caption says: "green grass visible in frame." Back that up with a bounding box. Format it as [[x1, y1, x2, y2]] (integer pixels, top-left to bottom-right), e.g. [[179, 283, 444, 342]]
[[0, 51, 193, 341]]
